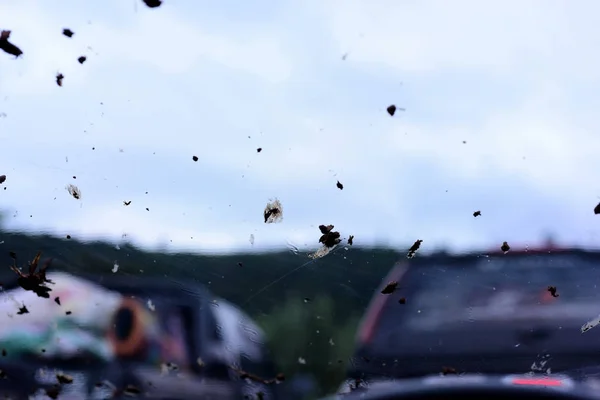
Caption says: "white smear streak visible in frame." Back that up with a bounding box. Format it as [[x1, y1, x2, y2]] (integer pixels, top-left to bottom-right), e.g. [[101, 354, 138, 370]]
[[582, 313, 600, 333]]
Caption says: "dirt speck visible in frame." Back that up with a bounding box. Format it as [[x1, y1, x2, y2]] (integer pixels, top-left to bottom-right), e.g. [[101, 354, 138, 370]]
[[56, 73, 64, 87], [77, 56, 87, 64], [473, 210, 481, 217], [62, 29, 74, 38], [142, 0, 162, 7], [548, 286, 559, 298], [501, 241, 510, 253], [336, 181, 343, 190]]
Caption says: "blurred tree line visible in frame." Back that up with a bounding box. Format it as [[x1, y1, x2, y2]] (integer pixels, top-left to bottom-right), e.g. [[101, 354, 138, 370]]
[[0, 228, 406, 397]]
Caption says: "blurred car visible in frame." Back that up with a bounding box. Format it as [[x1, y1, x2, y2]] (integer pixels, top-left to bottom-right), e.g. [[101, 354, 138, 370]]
[[341, 246, 600, 393], [0, 270, 283, 399]]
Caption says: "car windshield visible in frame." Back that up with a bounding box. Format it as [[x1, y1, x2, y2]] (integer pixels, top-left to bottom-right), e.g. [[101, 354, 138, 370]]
[[2, 1, 600, 399]]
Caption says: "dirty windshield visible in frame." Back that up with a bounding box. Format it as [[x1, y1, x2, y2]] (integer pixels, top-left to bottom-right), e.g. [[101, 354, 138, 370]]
[[2, 1, 600, 399]]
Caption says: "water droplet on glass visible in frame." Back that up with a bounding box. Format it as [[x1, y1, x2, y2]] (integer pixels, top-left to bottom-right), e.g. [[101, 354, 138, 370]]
[[249, 234, 255, 246], [287, 240, 299, 255], [112, 262, 119, 273]]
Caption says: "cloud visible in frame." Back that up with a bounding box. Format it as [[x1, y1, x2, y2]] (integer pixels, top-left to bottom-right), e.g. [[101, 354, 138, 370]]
[[1, 0, 599, 255], [0, 0, 292, 96], [317, 0, 600, 80]]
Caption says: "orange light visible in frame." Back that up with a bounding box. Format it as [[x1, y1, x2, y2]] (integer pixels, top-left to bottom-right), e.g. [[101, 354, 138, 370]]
[[512, 378, 563, 386]]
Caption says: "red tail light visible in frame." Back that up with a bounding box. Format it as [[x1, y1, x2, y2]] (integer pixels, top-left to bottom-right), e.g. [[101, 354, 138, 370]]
[[512, 378, 563, 386]]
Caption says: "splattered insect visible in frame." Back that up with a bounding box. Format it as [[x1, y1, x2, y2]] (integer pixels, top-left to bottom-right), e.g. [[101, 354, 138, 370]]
[[66, 184, 81, 199], [407, 240, 422, 259], [0, 30, 23, 58], [9, 251, 55, 298], [264, 199, 283, 223], [318, 224, 341, 248], [381, 281, 398, 295]]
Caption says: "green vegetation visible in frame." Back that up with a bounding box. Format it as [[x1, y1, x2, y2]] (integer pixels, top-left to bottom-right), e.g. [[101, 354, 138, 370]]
[[0, 228, 406, 397]]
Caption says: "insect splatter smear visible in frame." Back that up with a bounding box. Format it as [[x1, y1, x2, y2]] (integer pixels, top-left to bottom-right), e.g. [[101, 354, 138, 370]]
[[264, 198, 283, 223], [66, 184, 81, 200], [309, 224, 341, 259], [407, 239, 422, 259], [9, 251, 55, 298]]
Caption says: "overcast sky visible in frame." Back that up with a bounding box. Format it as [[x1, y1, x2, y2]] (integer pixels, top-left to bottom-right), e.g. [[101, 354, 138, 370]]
[[1, 0, 599, 254]]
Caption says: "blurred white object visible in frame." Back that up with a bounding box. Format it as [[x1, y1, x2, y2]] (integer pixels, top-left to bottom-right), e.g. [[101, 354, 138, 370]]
[[582, 313, 600, 333]]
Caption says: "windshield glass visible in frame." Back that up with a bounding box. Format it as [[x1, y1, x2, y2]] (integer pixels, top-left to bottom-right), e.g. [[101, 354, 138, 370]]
[[2, 1, 600, 399]]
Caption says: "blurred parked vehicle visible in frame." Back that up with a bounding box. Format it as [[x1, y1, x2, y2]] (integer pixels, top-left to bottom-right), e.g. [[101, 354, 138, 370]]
[[0, 271, 283, 399], [341, 246, 600, 393]]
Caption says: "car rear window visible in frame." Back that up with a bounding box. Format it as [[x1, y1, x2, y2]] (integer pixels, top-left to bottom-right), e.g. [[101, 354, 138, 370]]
[[374, 250, 600, 335]]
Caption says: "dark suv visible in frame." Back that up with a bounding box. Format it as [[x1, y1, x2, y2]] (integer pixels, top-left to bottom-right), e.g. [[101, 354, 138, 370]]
[[342, 247, 600, 392]]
